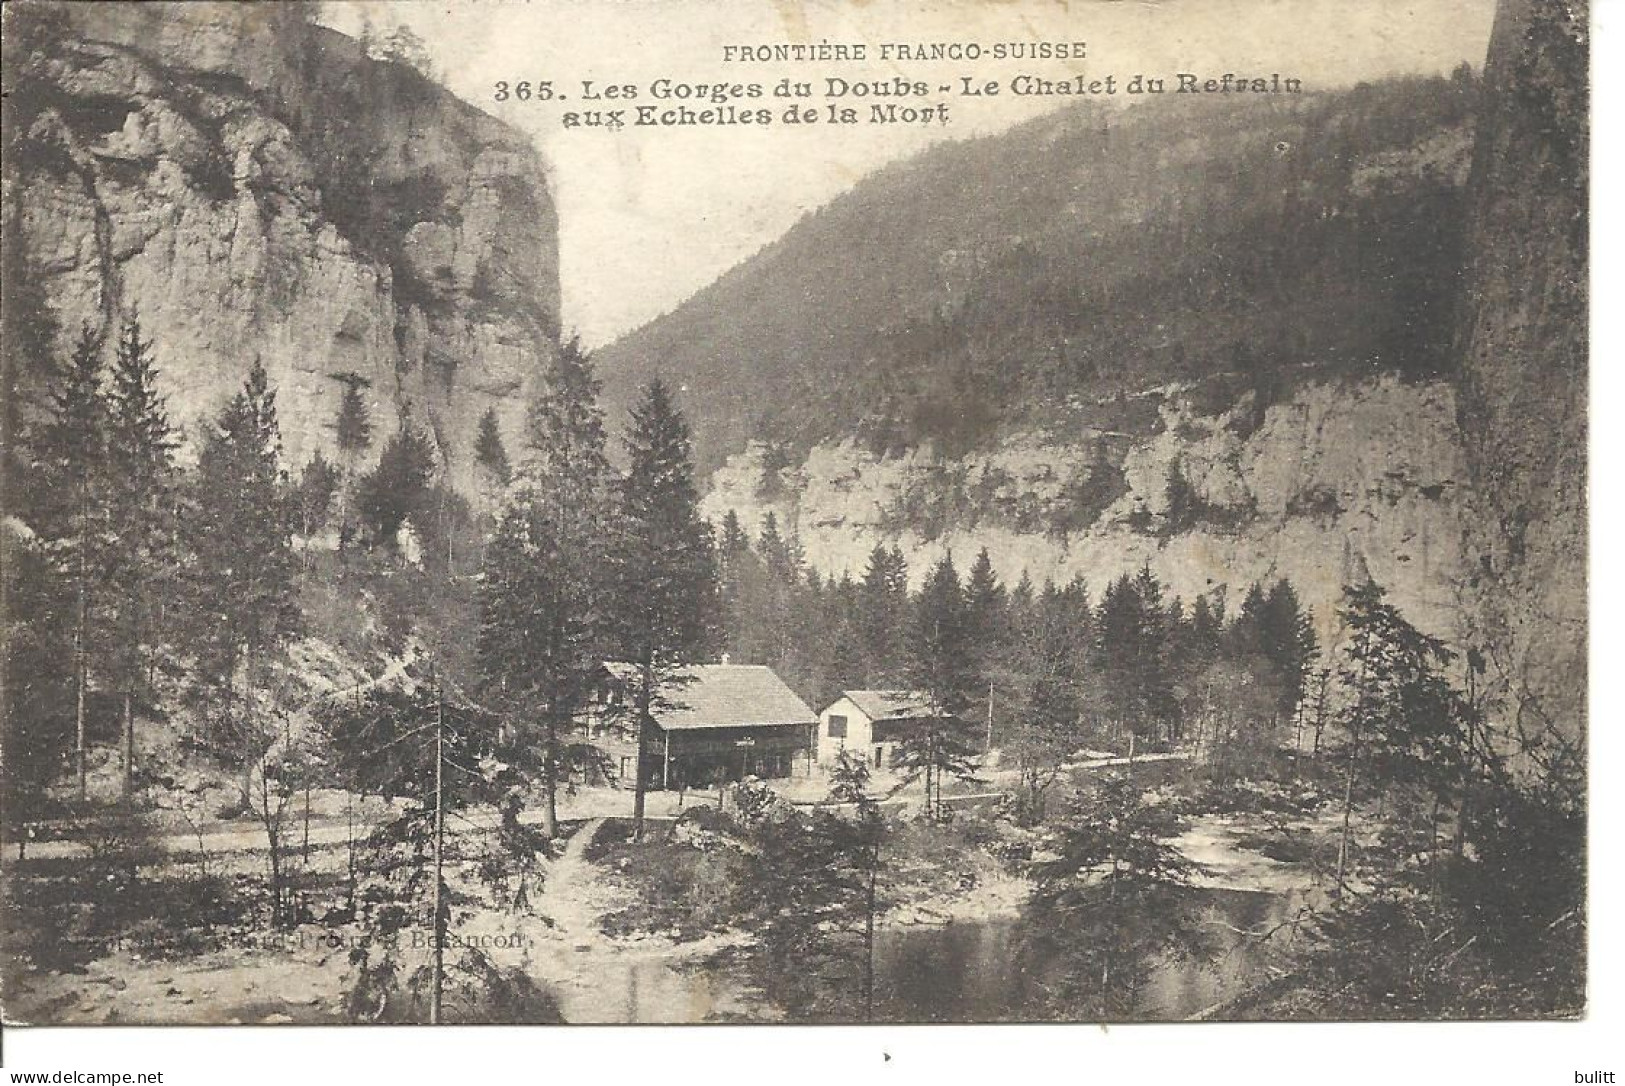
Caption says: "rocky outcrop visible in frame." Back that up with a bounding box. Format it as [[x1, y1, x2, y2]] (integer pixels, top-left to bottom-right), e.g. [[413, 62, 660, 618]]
[[1454, 0, 1587, 745], [702, 376, 1466, 646], [3, 2, 558, 495]]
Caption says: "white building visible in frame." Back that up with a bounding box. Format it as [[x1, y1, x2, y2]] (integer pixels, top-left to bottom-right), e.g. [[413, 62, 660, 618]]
[[815, 689, 936, 769]]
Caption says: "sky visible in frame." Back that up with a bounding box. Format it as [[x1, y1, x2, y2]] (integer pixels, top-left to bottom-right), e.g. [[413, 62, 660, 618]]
[[319, 0, 1497, 347]]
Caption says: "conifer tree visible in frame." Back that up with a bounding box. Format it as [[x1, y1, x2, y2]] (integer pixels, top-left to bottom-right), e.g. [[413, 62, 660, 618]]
[[39, 325, 109, 799], [104, 314, 178, 794], [899, 553, 983, 819], [189, 360, 300, 790], [358, 424, 436, 552], [963, 547, 1008, 748], [1007, 588, 1081, 821], [1024, 777, 1211, 1017], [607, 379, 719, 838], [753, 512, 806, 677], [1261, 578, 1320, 725], [716, 509, 770, 665], [472, 406, 512, 495], [1, 230, 75, 838], [822, 573, 870, 702], [1330, 578, 1466, 898], [296, 451, 341, 555], [478, 337, 615, 836], [857, 543, 910, 687], [331, 373, 373, 548]]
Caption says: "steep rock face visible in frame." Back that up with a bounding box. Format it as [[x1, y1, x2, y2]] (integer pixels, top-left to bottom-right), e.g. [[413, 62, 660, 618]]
[[3, 2, 558, 494], [702, 377, 1466, 645], [1454, 0, 1587, 742]]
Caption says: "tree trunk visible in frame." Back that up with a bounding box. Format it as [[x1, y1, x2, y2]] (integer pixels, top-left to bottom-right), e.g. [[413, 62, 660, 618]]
[[241, 643, 257, 805], [75, 533, 89, 801], [430, 678, 446, 1025], [542, 713, 559, 839], [1335, 728, 1359, 899], [262, 775, 284, 927], [632, 657, 652, 842], [864, 844, 878, 1022], [121, 688, 135, 797], [345, 792, 358, 911]]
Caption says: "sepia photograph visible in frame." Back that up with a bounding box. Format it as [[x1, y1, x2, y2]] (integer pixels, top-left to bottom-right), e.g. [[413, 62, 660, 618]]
[[0, 0, 1594, 1059]]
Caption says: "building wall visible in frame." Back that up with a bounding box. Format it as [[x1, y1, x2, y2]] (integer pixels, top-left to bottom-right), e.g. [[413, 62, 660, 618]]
[[817, 696, 875, 765], [657, 724, 809, 788]]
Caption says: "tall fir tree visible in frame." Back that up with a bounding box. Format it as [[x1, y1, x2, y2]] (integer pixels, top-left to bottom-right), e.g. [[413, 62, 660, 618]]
[[295, 451, 341, 556], [478, 337, 615, 836], [330, 373, 373, 549], [1007, 588, 1082, 821], [899, 553, 983, 819], [1, 226, 76, 841], [39, 325, 109, 799], [472, 406, 512, 496], [963, 546, 1008, 749], [607, 379, 719, 837], [1330, 578, 1466, 898], [105, 314, 178, 795], [857, 543, 910, 688], [358, 424, 436, 553], [1261, 578, 1320, 727], [189, 360, 300, 789]]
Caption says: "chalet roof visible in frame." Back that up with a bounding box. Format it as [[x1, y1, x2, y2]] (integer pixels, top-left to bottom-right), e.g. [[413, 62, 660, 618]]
[[602, 663, 817, 731], [837, 689, 934, 722]]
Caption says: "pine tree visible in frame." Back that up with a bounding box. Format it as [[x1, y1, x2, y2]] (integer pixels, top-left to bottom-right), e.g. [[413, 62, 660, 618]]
[[963, 547, 1007, 750], [1007, 590, 1081, 822], [1261, 578, 1320, 728], [39, 325, 109, 799], [824, 750, 887, 1021], [857, 543, 910, 687], [1089, 566, 1178, 749], [188, 360, 300, 793], [104, 314, 178, 795], [323, 679, 558, 1022], [333, 377, 373, 459], [296, 451, 341, 554], [753, 512, 805, 677], [899, 553, 984, 819], [1024, 777, 1211, 1017], [1330, 578, 1465, 898], [607, 380, 719, 838], [716, 509, 772, 666], [478, 337, 615, 836], [330, 373, 372, 549], [472, 407, 512, 496], [2, 231, 74, 841], [358, 424, 436, 553]]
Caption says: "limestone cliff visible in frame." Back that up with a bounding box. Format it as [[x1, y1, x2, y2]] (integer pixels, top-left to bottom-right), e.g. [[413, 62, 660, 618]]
[[1454, 0, 1588, 744], [703, 376, 1466, 647], [2, 1, 558, 495]]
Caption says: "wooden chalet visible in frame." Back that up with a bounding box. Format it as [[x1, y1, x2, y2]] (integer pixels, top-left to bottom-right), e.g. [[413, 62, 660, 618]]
[[586, 662, 818, 789]]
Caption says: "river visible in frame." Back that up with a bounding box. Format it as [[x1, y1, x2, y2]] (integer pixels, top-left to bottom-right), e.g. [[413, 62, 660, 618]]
[[548, 886, 1298, 1024], [873, 887, 1296, 1022]]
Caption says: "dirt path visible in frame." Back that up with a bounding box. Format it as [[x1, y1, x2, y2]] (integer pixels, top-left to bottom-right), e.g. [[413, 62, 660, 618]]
[[511, 818, 761, 1023], [535, 817, 605, 947]]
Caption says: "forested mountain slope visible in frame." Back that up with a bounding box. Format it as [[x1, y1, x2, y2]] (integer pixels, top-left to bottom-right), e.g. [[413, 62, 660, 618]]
[[598, 75, 1477, 476], [596, 74, 1481, 642]]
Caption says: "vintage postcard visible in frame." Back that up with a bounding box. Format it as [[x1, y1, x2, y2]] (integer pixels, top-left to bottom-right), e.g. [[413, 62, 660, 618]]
[[0, 0, 1587, 1037]]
